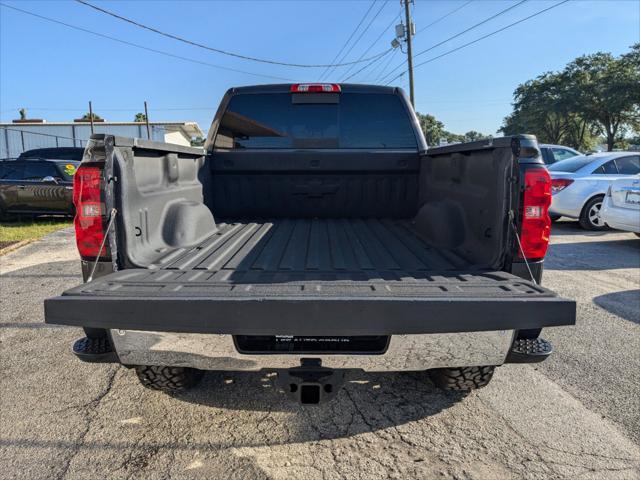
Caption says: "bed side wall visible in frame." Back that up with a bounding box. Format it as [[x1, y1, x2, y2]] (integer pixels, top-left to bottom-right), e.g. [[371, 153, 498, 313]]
[[416, 148, 513, 269]]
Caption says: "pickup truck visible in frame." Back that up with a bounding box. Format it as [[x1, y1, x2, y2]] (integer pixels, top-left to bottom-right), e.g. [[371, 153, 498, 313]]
[[45, 83, 576, 404]]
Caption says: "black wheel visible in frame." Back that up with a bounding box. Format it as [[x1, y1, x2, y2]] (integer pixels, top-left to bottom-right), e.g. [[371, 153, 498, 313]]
[[135, 365, 203, 392], [579, 195, 608, 231], [549, 214, 561, 222], [428, 366, 496, 391]]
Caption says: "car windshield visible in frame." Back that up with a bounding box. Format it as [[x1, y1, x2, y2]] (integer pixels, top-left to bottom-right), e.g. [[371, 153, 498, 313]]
[[548, 155, 596, 172]]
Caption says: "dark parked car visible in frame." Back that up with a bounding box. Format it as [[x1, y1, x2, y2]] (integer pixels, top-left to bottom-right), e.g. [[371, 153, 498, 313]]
[[0, 157, 79, 218], [18, 147, 85, 162]]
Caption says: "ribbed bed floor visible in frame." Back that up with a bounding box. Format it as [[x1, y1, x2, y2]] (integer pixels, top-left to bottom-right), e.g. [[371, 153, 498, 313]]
[[149, 218, 476, 283]]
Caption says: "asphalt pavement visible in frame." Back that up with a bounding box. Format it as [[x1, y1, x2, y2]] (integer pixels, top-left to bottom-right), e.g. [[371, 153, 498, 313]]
[[0, 222, 639, 479]]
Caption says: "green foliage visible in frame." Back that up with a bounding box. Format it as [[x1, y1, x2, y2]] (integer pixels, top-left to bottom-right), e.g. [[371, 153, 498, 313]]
[[191, 136, 205, 147], [416, 113, 445, 146], [416, 113, 489, 147], [134, 112, 147, 122], [500, 44, 639, 151], [81, 112, 103, 121]]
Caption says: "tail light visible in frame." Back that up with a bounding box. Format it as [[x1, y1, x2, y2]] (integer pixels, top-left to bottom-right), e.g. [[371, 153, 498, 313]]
[[519, 167, 552, 260], [73, 165, 110, 260], [551, 178, 573, 194], [291, 83, 341, 93]]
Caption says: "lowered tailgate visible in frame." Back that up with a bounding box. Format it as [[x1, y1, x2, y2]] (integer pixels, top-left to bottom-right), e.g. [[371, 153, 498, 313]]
[[45, 269, 575, 335]]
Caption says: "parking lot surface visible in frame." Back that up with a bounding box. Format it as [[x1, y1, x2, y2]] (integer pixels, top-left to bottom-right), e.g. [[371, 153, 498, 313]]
[[1, 223, 639, 479]]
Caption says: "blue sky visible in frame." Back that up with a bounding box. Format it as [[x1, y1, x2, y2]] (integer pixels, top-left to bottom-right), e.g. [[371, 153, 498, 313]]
[[1, 0, 638, 136]]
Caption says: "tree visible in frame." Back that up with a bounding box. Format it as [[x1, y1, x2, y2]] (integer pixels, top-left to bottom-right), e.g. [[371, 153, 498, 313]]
[[416, 113, 445, 146], [565, 45, 640, 151], [191, 136, 205, 147], [19, 108, 27, 120], [500, 44, 640, 151], [81, 112, 103, 121], [500, 72, 574, 144], [134, 112, 147, 122], [464, 131, 491, 142]]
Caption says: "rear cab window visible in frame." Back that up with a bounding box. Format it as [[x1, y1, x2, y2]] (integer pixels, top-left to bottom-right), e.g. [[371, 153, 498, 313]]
[[0, 162, 24, 180], [214, 92, 417, 150], [23, 162, 60, 180]]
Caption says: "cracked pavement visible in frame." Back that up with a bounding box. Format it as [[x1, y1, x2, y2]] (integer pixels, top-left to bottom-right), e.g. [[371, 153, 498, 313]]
[[1, 223, 639, 479]]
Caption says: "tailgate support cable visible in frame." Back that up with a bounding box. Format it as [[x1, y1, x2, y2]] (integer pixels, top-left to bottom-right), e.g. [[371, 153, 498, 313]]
[[87, 208, 117, 282], [509, 210, 537, 286]]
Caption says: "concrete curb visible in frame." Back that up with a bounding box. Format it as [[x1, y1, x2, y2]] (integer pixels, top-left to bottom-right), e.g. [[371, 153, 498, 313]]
[[0, 239, 35, 256]]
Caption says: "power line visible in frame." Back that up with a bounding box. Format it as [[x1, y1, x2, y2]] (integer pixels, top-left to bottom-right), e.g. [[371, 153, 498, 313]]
[[342, 48, 393, 83], [0, 2, 292, 81], [340, 12, 400, 82], [75, 0, 390, 69], [318, 1, 378, 81], [386, 0, 571, 85], [379, 0, 529, 83], [372, 47, 400, 82], [415, 0, 473, 35], [323, 0, 388, 81]]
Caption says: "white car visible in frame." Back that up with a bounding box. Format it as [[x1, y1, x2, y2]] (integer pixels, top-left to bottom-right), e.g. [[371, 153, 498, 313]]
[[548, 152, 640, 230], [599, 176, 640, 235]]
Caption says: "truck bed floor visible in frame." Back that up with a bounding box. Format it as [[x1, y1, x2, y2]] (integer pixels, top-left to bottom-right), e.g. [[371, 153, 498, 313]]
[[150, 218, 475, 283]]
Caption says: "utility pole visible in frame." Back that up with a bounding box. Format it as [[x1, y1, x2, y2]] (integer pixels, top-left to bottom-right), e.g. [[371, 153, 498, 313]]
[[402, 0, 415, 108], [144, 101, 151, 140], [88, 101, 95, 135]]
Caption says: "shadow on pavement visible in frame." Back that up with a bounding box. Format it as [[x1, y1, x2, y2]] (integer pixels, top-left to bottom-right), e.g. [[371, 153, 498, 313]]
[[545, 239, 640, 270], [550, 221, 633, 237], [593, 290, 640, 325], [166, 369, 466, 437]]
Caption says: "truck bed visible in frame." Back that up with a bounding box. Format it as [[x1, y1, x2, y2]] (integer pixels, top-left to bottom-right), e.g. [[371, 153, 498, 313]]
[[45, 219, 576, 335], [151, 218, 475, 281]]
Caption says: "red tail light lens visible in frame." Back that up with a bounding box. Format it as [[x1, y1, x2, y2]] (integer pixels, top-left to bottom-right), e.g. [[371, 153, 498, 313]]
[[520, 167, 552, 260], [551, 178, 574, 194], [73, 165, 109, 259], [290, 83, 341, 93]]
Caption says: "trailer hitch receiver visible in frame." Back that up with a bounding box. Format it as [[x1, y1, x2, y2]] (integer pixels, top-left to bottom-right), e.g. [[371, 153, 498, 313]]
[[275, 359, 347, 405]]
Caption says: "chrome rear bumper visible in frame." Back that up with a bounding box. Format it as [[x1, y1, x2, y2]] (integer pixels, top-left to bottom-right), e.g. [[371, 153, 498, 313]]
[[110, 329, 515, 371]]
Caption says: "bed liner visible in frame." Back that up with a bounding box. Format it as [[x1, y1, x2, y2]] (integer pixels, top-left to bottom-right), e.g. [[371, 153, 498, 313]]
[[45, 219, 575, 335]]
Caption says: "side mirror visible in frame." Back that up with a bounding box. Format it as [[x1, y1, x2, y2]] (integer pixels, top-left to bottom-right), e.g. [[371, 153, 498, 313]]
[[42, 176, 58, 184]]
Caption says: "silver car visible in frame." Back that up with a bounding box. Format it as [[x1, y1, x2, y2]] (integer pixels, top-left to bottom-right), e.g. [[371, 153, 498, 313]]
[[599, 176, 640, 235], [548, 152, 640, 230]]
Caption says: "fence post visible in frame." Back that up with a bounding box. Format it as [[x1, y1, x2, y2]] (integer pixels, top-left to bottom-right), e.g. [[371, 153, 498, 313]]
[[3, 128, 9, 157]]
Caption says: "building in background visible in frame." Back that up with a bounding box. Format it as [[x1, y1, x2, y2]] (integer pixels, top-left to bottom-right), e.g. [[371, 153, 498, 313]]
[[0, 121, 204, 158]]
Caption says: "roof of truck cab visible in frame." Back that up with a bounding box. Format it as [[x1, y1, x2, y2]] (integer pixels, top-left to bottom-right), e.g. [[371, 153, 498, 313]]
[[228, 84, 398, 95]]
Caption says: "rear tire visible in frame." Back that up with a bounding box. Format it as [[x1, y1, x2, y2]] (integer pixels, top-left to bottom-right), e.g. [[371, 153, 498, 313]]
[[135, 365, 203, 392], [579, 195, 608, 231], [429, 366, 496, 391]]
